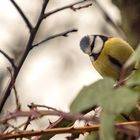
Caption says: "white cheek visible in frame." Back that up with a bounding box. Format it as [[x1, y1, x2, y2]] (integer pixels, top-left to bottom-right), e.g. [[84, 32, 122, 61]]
[[93, 36, 103, 54]]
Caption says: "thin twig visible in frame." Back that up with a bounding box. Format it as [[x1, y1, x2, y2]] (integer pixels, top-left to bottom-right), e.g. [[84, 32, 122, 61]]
[[13, 86, 21, 110], [47, 117, 64, 129], [115, 66, 128, 88], [5, 122, 20, 132], [10, 0, 33, 32], [28, 103, 59, 111], [0, 50, 17, 70], [7, 68, 21, 110], [23, 117, 32, 131], [32, 28, 78, 48], [1, 126, 9, 134], [43, 0, 93, 18], [33, 117, 64, 140], [8, 117, 35, 134], [0, 121, 140, 140]]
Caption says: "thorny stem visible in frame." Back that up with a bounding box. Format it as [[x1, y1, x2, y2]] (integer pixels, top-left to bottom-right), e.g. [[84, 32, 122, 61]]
[[0, 121, 140, 140], [0, 109, 98, 124]]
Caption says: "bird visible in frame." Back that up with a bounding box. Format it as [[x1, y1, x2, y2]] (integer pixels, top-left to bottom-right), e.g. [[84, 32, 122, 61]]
[[80, 35, 136, 81], [80, 35, 140, 121]]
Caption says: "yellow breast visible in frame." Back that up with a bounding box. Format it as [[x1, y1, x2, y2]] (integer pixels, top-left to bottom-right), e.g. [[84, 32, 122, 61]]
[[92, 38, 135, 80]]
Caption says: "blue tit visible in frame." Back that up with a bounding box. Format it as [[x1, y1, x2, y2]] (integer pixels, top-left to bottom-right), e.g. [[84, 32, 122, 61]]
[[80, 35, 136, 80]]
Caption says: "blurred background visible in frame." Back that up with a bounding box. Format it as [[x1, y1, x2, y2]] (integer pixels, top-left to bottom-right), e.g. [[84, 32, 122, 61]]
[[0, 0, 139, 139]]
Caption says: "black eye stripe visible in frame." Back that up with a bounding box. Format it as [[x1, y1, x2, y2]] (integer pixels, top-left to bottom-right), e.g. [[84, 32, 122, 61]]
[[90, 36, 96, 52], [108, 55, 122, 68]]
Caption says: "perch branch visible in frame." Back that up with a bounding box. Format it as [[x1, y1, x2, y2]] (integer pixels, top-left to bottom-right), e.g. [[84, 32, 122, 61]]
[[0, 121, 140, 140]]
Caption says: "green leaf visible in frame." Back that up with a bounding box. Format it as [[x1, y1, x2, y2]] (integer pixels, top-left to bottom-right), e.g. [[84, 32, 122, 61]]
[[70, 78, 115, 113], [101, 87, 139, 114], [99, 86, 139, 140], [100, 112, 115, 140], [70, 77, 138, 114], [124, 44, 140, 68]]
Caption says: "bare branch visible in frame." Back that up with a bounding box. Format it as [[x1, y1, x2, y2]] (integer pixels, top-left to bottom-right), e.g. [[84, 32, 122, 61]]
[[10, 0, 33, 32], [0, 0, 49, 113], [32, 28, 78, 48], [0, 0, 92, 114], [0, 121, 140, 140], [0, 49, 17, 70], [43, 0, 93, 18]]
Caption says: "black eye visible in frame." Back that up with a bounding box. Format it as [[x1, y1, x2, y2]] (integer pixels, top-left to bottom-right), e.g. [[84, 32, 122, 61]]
[[108, 55, 122, 68]]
